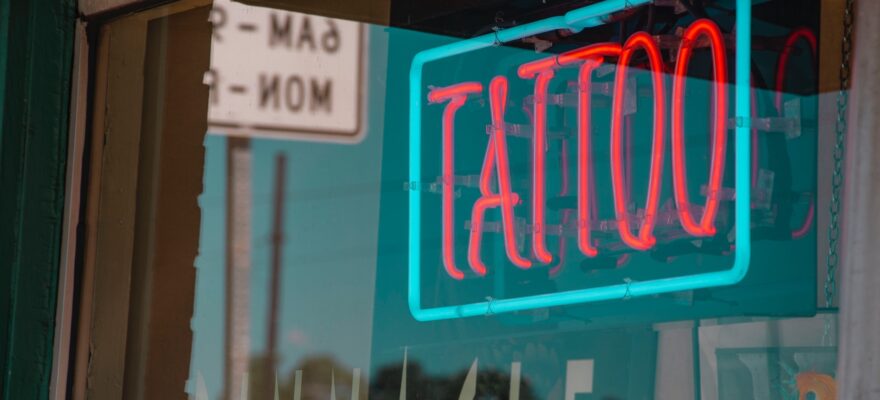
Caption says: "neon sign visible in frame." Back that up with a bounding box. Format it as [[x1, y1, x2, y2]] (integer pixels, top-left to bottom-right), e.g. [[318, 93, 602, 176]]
[[409, 0, 754, 321]]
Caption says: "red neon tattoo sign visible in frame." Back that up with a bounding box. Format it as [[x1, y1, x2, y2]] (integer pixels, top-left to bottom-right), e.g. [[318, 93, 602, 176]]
[[428, 19, 750, 279]]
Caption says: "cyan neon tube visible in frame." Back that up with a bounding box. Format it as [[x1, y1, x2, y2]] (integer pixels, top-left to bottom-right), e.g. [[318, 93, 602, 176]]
[[408, 0, 753, 321]]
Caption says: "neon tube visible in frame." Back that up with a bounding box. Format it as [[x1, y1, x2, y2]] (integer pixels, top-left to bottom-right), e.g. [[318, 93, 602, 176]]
[[564, 0, 652, 29], [558, 43, 622, 64], [774, 28, 817, 239], [772, 28, 817, 239], [625, 115, 633, 210], [671, 19, 729, 237], [468, 196, 501, 276], [518, 63, 556, 264], [791, 199, 815, 239], [428, 82, 483, 280], [489, 76, 532, 269], [575, 60, 601, 257], [440, 97, 467, 279], [518, 58, 560, 78], [427, 82, 483, 103], [479, 133, 497, 196], [734, 0, 753, 279], [774, 28, 817, 113], [469, 125, 502, 274], [561, 45, 618, 256], [565, 49, 626, 227], [468, 76, 532, 273], [610, 32, 666, 250], [559, 43, 621, 257], [751, 87, 759, 189]]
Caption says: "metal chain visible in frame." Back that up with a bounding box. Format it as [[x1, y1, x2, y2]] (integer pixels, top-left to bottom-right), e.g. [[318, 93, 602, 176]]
[[825, 0, 856, 309]]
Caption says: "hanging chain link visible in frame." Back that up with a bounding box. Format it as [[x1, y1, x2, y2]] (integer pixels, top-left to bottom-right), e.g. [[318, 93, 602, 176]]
[[825, 0, 856, 309]]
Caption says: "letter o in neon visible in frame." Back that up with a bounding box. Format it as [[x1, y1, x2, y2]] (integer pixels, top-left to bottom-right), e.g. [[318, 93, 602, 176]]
[[671, 19, 729, 237], [610, 32, 666, 250]]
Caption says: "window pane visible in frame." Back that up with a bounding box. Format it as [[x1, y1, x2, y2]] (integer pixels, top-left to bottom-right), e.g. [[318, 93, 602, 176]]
[[175, 1, 833, 399]]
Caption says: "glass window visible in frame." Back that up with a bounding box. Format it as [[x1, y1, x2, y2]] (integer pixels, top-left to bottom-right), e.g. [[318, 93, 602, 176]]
[[80, 1, 841, 399]]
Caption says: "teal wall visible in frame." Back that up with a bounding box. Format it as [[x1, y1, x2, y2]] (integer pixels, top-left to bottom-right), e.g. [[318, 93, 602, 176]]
[[0, 0, 75, 398]]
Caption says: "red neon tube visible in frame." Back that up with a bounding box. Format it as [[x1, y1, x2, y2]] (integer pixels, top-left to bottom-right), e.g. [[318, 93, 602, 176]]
[[523, 73, 573, 274], [478, 134, 496, 196], [625, 115, 633, 208], [470, 91, 502, 274], [517, 64, 556, 264], [467, 193, 523, 275], [427, 82, 483, 103], [558, 43, 622, 65], [468, 196, 499, 276], [558, 43, 621, 257], [468, 76, 532, 273], [610, 32, 666, 250], [774, 27, 817, 239], [469, 141, 500, 276], [774, 28, 817, 112], [671, 19, 728, 237], [791, 198, 815, 239], [575, 58, 604, 257], [518, 57, 559, 79], [428, 82, 483, 280]]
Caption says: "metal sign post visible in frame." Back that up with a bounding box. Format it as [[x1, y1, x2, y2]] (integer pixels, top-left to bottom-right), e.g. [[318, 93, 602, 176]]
[[224, 137, 253, 400]]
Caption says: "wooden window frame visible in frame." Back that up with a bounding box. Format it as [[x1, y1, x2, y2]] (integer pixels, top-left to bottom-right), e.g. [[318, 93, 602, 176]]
[[68, 1, 213, 399]]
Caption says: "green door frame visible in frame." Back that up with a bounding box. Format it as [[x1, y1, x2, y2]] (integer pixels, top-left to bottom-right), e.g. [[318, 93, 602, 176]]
[[0, 0, 76, 398]]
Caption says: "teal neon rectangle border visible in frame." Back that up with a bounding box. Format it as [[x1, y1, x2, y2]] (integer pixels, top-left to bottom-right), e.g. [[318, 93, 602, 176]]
[[408, 0, 752, 321]]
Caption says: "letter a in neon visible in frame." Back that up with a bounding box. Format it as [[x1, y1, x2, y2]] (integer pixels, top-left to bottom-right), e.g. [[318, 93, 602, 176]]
[[468, 76, 532, 275]]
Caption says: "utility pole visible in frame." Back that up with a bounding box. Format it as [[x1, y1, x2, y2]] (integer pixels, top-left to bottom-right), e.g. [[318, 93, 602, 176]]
[[224, 137, 252, 400], [264, 154, 287, 397]]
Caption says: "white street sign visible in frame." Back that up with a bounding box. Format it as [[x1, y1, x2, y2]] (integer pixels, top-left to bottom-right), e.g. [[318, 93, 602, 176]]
[[208, 0, 366, 142]]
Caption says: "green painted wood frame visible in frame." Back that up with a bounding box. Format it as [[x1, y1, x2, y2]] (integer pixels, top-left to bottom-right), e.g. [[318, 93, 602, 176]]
[[0, 0, 76, 398]]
